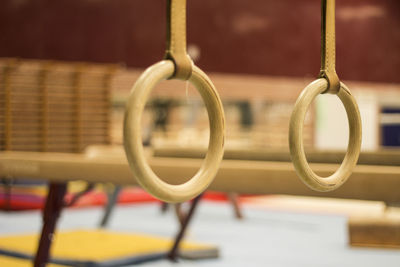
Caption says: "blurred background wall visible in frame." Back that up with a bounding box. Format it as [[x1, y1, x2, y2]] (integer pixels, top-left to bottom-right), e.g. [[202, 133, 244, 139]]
[[0, 0, 399, 83]]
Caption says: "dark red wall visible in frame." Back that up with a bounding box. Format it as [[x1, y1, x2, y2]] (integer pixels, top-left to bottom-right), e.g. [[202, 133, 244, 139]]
[[1, 0, 399, 83]]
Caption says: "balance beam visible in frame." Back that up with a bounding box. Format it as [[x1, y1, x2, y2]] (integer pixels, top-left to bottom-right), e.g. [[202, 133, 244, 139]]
[[153, 146, 400, 166], [0, 150, 399, 203]]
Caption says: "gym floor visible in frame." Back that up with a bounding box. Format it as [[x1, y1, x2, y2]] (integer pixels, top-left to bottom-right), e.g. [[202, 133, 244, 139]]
[[1, 201, 399, 267]]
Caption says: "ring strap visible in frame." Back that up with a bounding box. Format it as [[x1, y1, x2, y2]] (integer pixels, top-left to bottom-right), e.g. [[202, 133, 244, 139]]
[[165, 0, 193, 80], [318, 0, 340, 94]]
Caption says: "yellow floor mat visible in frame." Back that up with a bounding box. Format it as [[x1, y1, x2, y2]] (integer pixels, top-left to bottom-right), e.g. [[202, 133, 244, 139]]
[[0, 229, 218, 266], [0, 255, 62, 267]]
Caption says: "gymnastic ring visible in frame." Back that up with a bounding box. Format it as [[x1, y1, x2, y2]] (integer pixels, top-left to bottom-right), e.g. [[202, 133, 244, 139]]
[[124, 60, 225, 203], [289, 78, 362, 192]]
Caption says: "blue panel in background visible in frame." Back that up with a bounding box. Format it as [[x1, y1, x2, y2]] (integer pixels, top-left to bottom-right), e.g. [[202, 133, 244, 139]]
[[382, 125, 400, 146], [381, 107, 400, 147]]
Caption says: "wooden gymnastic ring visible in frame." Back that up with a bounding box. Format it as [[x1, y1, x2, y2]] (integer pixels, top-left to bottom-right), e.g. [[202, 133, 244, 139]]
[[124, 60, 225, 203], [289, 78, 362, 192]]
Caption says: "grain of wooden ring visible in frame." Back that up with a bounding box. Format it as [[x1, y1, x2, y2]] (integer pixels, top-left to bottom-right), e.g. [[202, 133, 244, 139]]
[[289, 78, 362, 192], [124, 60, 225, 203]]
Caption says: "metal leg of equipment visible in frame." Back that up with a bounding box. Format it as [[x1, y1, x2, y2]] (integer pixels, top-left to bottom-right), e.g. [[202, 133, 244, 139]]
[[167, 193, 204, 261], [33, 183, 67, 267]]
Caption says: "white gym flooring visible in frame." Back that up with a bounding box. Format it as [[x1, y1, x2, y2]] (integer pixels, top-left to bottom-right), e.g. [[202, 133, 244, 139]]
[[0, 201, 399, 267]]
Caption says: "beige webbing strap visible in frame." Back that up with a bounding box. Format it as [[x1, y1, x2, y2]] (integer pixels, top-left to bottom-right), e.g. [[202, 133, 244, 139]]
[[165, 0, 193, 80], [318, 0, 340, 94]]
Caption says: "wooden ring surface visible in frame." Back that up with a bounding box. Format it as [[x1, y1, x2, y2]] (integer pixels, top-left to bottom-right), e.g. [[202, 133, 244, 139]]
[[124, 60, 225, 203], [289, 78, 362, 191]]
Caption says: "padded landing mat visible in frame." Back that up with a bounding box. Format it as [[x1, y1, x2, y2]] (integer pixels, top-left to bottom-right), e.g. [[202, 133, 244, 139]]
[[0, 255, 62, 267], [241, 195, 386, 216], [0, 181, 229, 210], [0, 183, 159, 210], [0, 230, 218, 266]]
